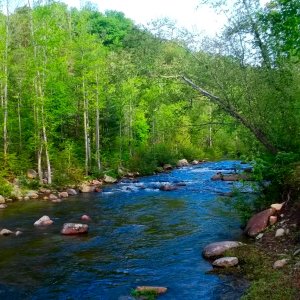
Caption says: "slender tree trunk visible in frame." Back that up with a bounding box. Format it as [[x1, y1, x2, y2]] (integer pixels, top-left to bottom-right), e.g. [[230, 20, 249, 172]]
[[82, 76, 90, 175], [38, 144, 43, 184], [95, 73, 101, 171], [17, 93, 22, 151], [3, 0, 9, 159]]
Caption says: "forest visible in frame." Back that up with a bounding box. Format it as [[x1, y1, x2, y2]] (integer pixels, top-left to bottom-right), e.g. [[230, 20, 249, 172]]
[[0, 0, 299, 193]]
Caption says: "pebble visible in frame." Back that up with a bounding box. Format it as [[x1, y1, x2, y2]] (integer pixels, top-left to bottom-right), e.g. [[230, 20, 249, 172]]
[[273, 259, 288, 269], [275, 228, 285, 237], [256, 233, 264, 240]]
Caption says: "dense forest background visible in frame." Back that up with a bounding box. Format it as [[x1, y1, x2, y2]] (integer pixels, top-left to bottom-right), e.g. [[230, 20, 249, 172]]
[[0, 0, 299, 191]]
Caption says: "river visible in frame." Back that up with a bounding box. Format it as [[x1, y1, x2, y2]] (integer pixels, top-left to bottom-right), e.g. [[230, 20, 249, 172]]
[[0, 161, 252, 299]]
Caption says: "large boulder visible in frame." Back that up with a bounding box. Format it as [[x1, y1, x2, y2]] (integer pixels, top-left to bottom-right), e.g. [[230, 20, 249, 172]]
[[0, 195, 5, 204], [177, 159, 189, 167], [212, 257, 239, 268], [49, 194, 58, 201], [244, 208, 275, 237], [34, 215, 53, 226], [103, 175, 117, 184], [79, 183, 96, 193], [61, 223, 88, 235], [203, 241, 242, 258], [211, 172, 223, 181]]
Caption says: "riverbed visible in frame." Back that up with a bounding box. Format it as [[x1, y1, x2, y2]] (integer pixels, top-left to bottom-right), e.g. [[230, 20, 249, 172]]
[[0, 161, 252, 299]]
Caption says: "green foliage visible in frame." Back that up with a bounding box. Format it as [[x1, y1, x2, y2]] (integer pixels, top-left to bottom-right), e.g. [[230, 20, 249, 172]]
[[131, 289, 159, 300]]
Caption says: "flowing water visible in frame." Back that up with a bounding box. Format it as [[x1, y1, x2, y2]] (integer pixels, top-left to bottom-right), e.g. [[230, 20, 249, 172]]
[[0, 161, 252, 299]]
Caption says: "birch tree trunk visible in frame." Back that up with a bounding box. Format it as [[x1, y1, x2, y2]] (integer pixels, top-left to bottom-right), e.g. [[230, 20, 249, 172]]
[[95, 73, 101, 171]]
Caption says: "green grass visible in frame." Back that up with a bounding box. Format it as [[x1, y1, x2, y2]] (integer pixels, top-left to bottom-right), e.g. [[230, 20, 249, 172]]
[[131, 289, 159, 300]]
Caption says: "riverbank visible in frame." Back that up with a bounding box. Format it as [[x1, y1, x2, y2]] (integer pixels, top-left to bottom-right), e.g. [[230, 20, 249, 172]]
[[207, 190, 300, 299]]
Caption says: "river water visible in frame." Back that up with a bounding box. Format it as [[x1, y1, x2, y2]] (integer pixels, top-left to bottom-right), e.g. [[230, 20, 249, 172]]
[[0, 161, 252, 299]]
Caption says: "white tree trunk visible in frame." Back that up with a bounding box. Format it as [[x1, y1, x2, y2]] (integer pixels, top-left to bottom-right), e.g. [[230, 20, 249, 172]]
[[95, 73, 101, 171]]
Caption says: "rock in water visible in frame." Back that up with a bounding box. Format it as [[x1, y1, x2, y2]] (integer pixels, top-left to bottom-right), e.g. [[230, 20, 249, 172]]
[[59, 192, 69, 198], [0, 229, 13, 236], [203, 241, 242, 258], [61, 223, 88, 235], [244, 208, 275, 237], [163, 164, 173, 171], [0, 195, 5, 204], [67, 188, 77, 196], [103, 175, 117, 184], [135, 286, 167, 295], [176, 159, 189, 167], [159, 184, 177, 191], [81, 215, 91, 222], [34, 215, 53, 226], [212, 257, 239, 268], [79, 183, 96, 193]]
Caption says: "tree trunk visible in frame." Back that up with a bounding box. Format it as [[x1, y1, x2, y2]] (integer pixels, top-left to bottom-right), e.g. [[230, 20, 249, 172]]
[[95, 73, 101, 171], [3, 0, 9, 159], [181, 76, 278, 154], [82, 76, 90, 175]]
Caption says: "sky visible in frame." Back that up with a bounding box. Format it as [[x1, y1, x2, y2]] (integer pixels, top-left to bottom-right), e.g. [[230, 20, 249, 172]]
[[62, 0, 227, 37]]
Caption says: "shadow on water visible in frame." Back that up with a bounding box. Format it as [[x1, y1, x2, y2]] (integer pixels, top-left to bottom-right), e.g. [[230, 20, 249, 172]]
[[0, 161, 253, 299]]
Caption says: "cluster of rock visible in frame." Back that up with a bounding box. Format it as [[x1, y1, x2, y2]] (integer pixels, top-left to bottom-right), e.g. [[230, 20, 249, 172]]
[[203, 241, 243, 268], [0, 214, 92, 239]]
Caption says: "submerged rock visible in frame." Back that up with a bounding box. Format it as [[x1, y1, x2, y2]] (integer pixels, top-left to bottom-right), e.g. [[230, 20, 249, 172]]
[[203, 241, 242, 258], [61, 223, 88, 235], [244, 208, 275, 237], [0, 204, 7, 209], [34, 215, 53, 226], [212, 257, 239, 268], [135, 286, 167, 295], [159, 184, 177, 191]]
